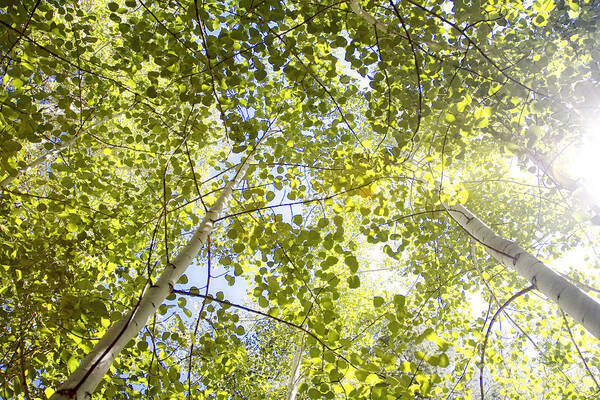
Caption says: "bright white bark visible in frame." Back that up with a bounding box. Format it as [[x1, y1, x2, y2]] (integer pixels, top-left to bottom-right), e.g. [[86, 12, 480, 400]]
[[349, 0, 388, 33], [50, 158, 251, 400], [0, 112, 124, 188], [447, 204, 600, 340], [285, 335, 305, 400], [348, 1, 440, 46]]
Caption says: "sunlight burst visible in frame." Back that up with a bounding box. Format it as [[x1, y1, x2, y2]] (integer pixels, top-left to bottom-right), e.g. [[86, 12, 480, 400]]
[[556, 117, 600, 205]]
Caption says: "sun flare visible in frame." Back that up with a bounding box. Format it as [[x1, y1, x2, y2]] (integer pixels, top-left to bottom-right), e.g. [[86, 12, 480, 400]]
[[557, 117, 600, 206]]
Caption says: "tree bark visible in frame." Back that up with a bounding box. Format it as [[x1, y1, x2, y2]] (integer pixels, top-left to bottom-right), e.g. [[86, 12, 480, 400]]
[[50, 157, 251, 400], [447, 204, 600, 340], [349, 0, 388, 33], [285, 335, 305, 400]]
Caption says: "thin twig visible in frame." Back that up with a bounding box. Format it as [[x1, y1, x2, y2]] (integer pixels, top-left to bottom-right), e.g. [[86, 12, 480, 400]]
[[187, 236, 212, 398], [561, 310, 600, 392], [479, 285, 534, 400], [390, 1, 422, 139], [172, 290, 354, 366], [0, 0, 41, 69]]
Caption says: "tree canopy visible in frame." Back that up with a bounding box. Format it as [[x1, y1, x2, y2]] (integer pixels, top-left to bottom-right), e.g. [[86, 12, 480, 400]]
[[2, 0, 600, 399]]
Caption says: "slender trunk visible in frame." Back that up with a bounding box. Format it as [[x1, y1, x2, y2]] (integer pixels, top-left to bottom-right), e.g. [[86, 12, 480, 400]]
[[348, 1, 445, 47], [50, 157, 251, 400], [285, 335, 305, 400], [447, 204, 600, 340], [0, 112, 124, 188], [349, 0, 388, 33]]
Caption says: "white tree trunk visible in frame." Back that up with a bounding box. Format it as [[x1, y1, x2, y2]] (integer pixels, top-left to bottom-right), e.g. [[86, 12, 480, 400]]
[[349, 0, 388, 33], [50, 158, 251, 400], [447, 204, 600, 340], [285, 335, 305, 400], [0, 112, 124, 188]]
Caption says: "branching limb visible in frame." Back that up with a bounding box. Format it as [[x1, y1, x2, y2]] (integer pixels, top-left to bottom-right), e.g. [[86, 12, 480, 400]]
[[186, 236, 212, 398], [479, 285, 534, 400], [390, 1, 422, 139], [0, 0, 41, 69], [561, 311, 600, 392], [173, 290, 354, 367]]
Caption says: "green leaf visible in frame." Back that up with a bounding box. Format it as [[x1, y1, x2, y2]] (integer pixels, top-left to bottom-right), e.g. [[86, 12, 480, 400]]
[[67, 356, 79, 373], [307, 388, 321, 399], [415, 327, 435, 344], [233, 243, 245, 253], [344, 255, 359, 273], [146, 86, 158, 98], [255, 69, 267, 81], [66, 222, 78, 232], [533, 14, 548, 26], [373, 296, 385, 307], [258, 296, 268, 308], [438, 353, 449, 368], [322, 256, 338, 268], [234, 264, 243, 276], [293, 214, 303, 225], [393, 295, 405, 310], [347, 275, 360, 289], [355, 369, 370, 382]]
